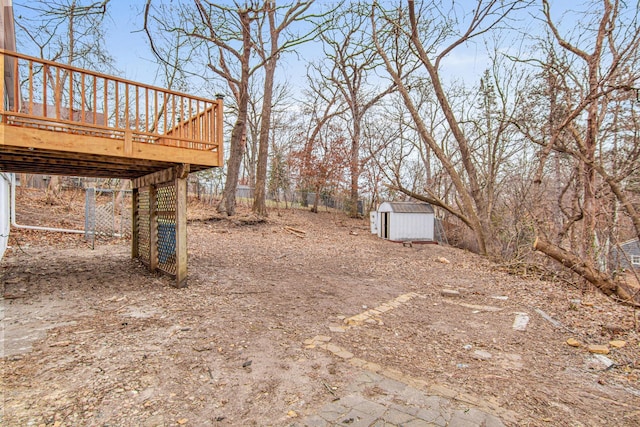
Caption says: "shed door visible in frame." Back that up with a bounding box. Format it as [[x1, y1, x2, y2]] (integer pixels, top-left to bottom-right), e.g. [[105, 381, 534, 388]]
[[381, 212, 390, 239]]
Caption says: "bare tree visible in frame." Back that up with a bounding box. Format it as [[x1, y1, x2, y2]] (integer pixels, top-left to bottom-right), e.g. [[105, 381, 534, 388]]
[[521, 0, 640, 304], [145, 0, 266, 216], [243, 78, 262, 189], [144, 1, 322, 216], [15, 0, 112, 70], [251, 0, 320, 217], [371, 0, 526, 255], [293, 64, 349, 212], [267, 108, 296, 208], [196, 1, 258, 216], [317, 2, 396, 218], [15, 0, 112, 203]]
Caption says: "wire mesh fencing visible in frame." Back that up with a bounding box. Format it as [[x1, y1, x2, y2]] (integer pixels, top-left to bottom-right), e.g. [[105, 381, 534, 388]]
[[85, 188, 132, 248]]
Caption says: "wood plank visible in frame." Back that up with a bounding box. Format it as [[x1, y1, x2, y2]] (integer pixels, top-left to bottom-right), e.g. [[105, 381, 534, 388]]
[[0, 150, 170, 178], [0, 152, 166, 170], [1, 124, 220, 167], [175, 175, 188, 288], [0, 144, 175, 167], [132, 167, 177, 189], [0, 155, 212, 179], [0, 164, 136, 178]]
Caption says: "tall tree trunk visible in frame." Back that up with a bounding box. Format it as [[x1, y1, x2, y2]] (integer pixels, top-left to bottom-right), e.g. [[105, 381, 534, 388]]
[[218, 102, 248, 216], [217, 9, 252, 216], [311, 185, 320, 213], [252, 54, 276, 216], [244, 126, 257, 189], [349, 119, 361, 217], [252, 0, 314, 216], [45, 176, 60, 205], [581, 67, 600, 260]]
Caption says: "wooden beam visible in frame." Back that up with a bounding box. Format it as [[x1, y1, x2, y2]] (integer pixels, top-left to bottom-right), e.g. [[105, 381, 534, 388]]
[[175, 174, 188, 288], [0, 152, 167, 171], [0, 124, 221, 167], [132, 167, 177, 189], [131, 164, 191, 189], [0, 164, 137, 178], [0, 146, 212, 179], [177, 163, 190, 179]]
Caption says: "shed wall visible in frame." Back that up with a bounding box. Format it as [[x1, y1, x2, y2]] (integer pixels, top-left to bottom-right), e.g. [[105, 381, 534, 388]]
[[388, 212, 434, 241]]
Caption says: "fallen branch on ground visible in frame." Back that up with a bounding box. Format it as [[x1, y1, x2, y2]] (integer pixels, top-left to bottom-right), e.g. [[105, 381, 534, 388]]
[[283, 226, 305, 238], [533, 236, 640, 307], [284, 226, 306, 235]]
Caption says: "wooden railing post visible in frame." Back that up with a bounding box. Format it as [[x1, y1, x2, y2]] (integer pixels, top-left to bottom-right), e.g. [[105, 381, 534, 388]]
[[216, 95, 224, 165]]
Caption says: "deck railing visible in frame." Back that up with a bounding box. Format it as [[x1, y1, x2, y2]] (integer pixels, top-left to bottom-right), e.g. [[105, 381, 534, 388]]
[[0, 49, 223, 162]]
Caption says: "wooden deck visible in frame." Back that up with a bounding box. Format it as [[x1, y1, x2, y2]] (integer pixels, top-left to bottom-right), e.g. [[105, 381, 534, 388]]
[[0, 49, 223, 179]]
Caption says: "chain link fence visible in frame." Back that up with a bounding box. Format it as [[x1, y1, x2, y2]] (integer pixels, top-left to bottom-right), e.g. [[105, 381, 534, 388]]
[[189, 181, 365, 215]]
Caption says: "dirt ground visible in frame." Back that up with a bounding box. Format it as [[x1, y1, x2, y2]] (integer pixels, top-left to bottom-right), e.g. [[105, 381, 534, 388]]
[[2, 189, 640, 426]]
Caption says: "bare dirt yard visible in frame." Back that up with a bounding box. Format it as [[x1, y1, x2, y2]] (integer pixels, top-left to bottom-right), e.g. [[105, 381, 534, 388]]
[[2, 189, 639, 426]]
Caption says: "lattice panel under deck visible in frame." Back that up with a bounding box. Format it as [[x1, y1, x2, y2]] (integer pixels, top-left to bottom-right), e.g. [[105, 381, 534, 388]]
[[156, 183, 177, 275], [137, 189, 151, 264], [85, 188, 132, 247]]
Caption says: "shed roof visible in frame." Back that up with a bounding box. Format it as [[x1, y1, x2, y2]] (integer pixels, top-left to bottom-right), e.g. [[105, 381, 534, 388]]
[[620, 238, 640, 249], [383, 202, 434, 214]]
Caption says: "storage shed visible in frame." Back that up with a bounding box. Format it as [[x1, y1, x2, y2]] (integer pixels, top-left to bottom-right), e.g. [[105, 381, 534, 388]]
[[371, 202, 435, 242]]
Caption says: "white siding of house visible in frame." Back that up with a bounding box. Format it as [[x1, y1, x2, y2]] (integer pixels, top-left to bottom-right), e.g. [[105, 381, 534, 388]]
[[2, 0, 16, 259], [1, 173, 10, 259]]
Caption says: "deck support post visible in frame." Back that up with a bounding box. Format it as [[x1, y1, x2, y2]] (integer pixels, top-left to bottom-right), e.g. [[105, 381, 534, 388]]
[[175, 165, 189, 288], [131, 164, 190, 288], [131, 187, 139, 259], [149, 184, 159, 272]]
